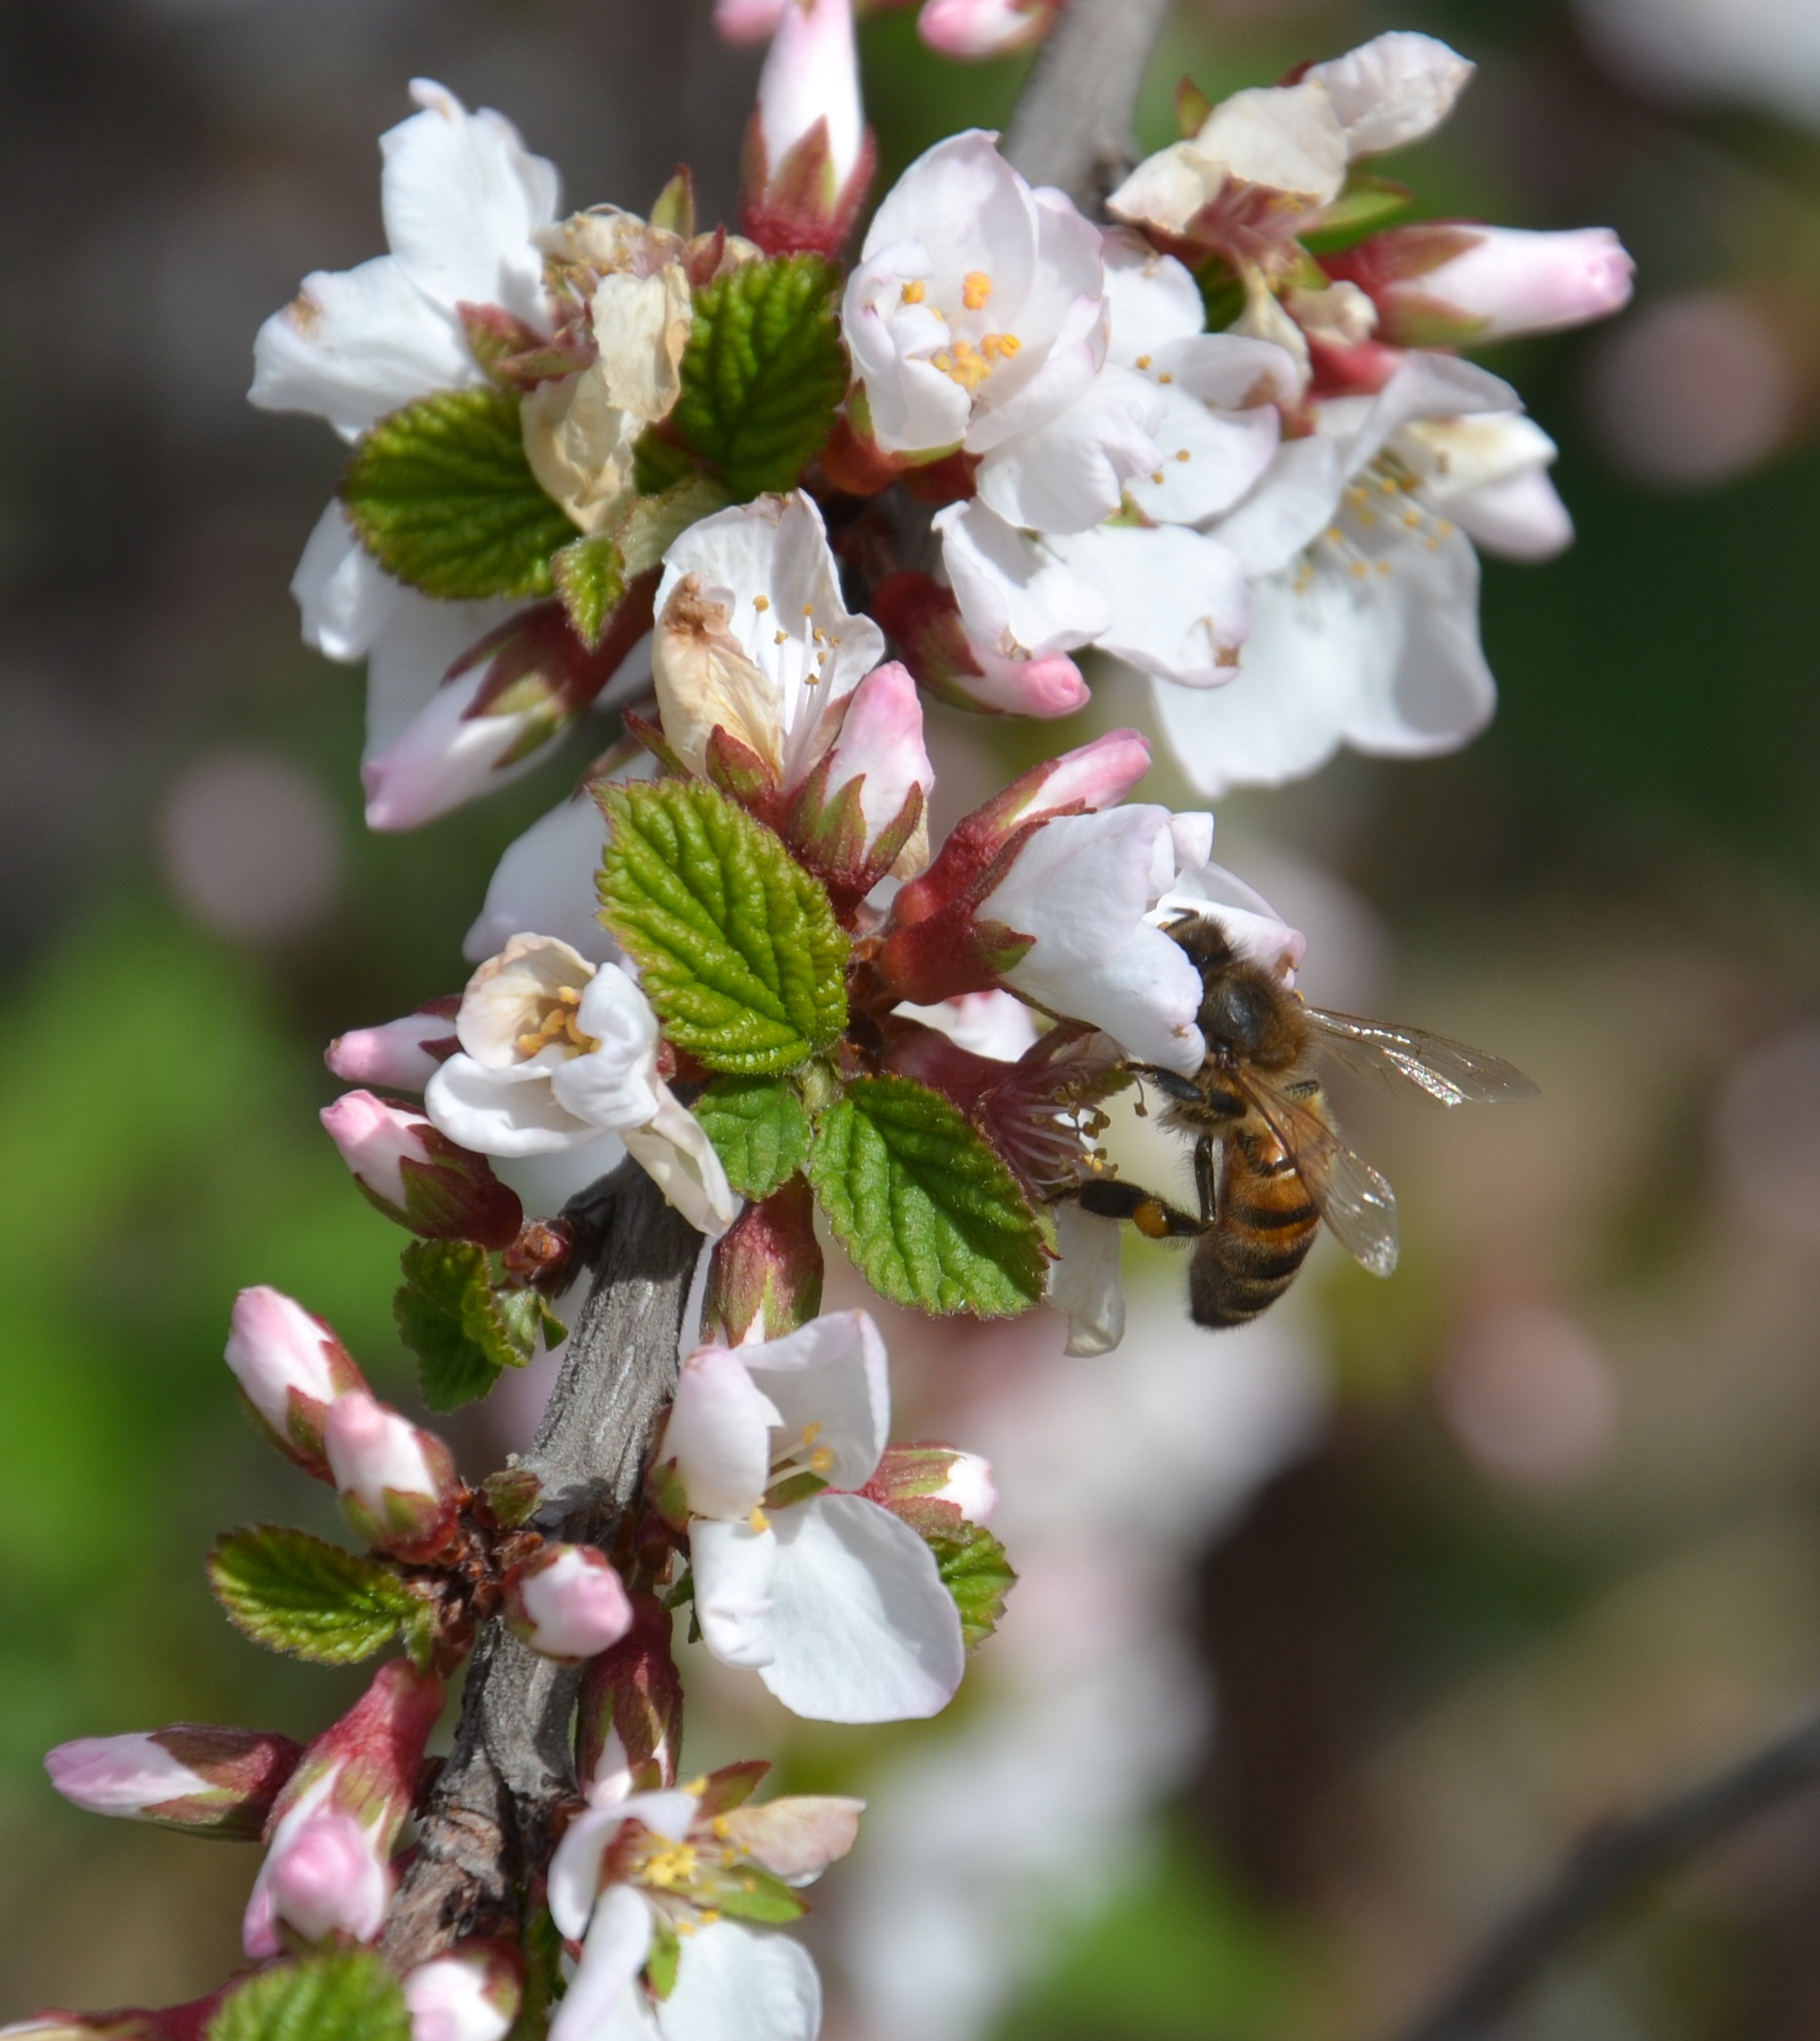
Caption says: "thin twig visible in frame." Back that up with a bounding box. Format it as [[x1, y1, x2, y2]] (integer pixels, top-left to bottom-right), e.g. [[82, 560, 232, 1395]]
[[1393, 1703, 1820, 2041], [382, 1161, 701, 1970], [1002, 0, 1175, 212]]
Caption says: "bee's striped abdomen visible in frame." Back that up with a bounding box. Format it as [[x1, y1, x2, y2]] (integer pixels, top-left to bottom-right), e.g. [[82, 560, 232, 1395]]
[[1187, 1109, 1324, 1329]]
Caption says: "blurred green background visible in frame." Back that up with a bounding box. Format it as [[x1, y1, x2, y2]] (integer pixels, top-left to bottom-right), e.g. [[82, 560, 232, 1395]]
[[3, 0, 1819, 2032]]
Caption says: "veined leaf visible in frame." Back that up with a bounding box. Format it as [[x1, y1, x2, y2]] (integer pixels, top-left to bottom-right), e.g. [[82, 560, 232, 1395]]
[[209, 1952, 411, 2041], [208, 1527, 422, 1667], [926, 1517, 1016, 1650], [394, 1239, 564, 1412], [808, 1074, 1046, 1317], [599, 779, 848, 1075], [342, 385, 577, 600], [695, 1076, 812, 1200], [673, 254, 850, 500]]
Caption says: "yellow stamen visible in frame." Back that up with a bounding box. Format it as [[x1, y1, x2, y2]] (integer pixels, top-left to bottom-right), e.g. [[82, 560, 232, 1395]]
[[700, 1909, 721, 1927], [810, 1446, 835, 1475], [962, 271, 992, 311], [749, 1505, 770, 1534], [712, 1815, 731, 1839], [802, 1421, 823, 1444], [754, 594, 770, 612], [1175, 449, 1191, 463], [1134, 354, 1152, 370], [901, 279, 926, 304], [684, 1775, 708, 1795]]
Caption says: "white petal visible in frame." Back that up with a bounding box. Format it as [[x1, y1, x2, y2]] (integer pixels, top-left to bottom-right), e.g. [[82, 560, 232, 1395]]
[[985, 807, 1168, 972], [655, 1922, 821, 2041], [550, 967, 663, 1129], [1151, 860, 1306, 979], [1212, 433, 1347, 578], [1101, 228, 1206, 362], [548, 1808, 638, 1940], [759, 1494, 965, 1724], [382, 82, 560, 325], [548, 1886, 653, 2041], [623, 1088, 739, 1239], [693, 1517, 780, 1668], [663, 1347, 782, 1520], [291, 505, 403, 663], [1007, 919, 1207, 1074], [935, 501, 1107, 661], [974, 368, 1162, 535], [424, 1053, 599, 1156], [1048, 1202, 1125, 1357], [1338, 355, 1519, 479], [1393, 411, 1557, 503], [743, 1311, 891, 1493], [360, 589, 523, 758], [1447, 465, 1573, 561], [1045, 526, 1249, 687], [465, 792, 623, 967], [1124, 387, 1281, 526], [490, 1133, 627, 1219], [1307, 32, 1474, 158], [250, 255, 475, 441], [1154, 532, 1494, 795]]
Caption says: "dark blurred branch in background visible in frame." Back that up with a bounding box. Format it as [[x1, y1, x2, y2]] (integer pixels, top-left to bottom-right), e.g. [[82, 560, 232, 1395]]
[[1002, 0, 1174, 211], [1394, 1702, 1820, 2041]]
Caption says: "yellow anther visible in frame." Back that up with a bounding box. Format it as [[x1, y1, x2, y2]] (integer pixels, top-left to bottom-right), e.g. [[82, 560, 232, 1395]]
[[721, 1846, 738, 1866], [803, 1421, 823, 1444], [1403, 510, 1422, 529], [1323, 526, 1342, 543], [643, 1844, 700, 1889], [1175, 449, 1191, 462], [684, 1775, 708, 1795], [677, 1919, 696, 1938], [810, 1446, 836, 1475], [901, 279, 926, 304], [749, 1506, 770, 1534], [712, 1815, 731, 1839], [774, 630, 787, 646], [1374, 560, 1393, 575], [802, 603, 814, 616], [1158, 371, 1174, 384], [962, 271, 992, 311], [1434, 519, 1455, 539], [700, 1909, 721, 1927], [1134, 354, 1152, 370], [1351, 561, 1370, 578], [1150, 470, 1165, 485], [754, 594, 770, 612]]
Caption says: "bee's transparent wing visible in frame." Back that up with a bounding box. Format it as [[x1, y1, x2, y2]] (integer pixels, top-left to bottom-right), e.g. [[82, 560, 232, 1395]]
[[1305, 1008, 1539, 1108], [1238, 1072, 1400, 1277]]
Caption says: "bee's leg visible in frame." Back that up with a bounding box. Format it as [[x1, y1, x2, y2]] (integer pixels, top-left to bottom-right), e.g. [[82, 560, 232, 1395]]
[[1078, 1179, 1207, 1240], [1194, 1135, 1221, 1226], [1123, 1063, 1206, 1106]]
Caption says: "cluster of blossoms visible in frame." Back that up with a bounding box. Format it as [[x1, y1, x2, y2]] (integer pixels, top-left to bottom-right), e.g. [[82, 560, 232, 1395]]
[[15, 7, 1628, 2036]]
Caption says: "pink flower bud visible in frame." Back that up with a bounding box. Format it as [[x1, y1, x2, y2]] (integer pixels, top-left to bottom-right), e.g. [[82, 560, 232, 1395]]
[[932, 1450, 997, 1521], [45, 1725, 303, 1839], [325, 999, 461, 1090], [361, 666, 561, 834], [742, 0, 875, 257], [325, 1391, 460, 1559], [1331, 224, 1634, 348], [321, 1090, 523, 1249], [404, 1943, 524, 2041], [918, 0, 1057, 58], [577, 1591, 685, 1802], [786, 662, 935, 893], [716, 0, 785, 39], [955, 646, 1091, 719], [267, 1811, 391, 1947], [225, 1287, 370, 1477], [504, 1544, 634, 1663]]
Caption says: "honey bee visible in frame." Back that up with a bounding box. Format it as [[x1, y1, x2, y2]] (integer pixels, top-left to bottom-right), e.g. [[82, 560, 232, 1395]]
[[1077, 913, 1537, 1328]]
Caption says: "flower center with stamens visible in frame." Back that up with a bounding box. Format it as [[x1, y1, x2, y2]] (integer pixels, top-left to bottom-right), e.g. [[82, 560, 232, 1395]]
[[1289, 457, 1455, 596], [962, 271, 992, 311], [640, 1844, 700, 1890], [515, 983, 599, 1060]]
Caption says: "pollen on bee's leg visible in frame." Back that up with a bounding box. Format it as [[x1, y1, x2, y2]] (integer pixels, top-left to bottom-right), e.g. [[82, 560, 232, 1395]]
[[1134, 1199, 1174, 1241]]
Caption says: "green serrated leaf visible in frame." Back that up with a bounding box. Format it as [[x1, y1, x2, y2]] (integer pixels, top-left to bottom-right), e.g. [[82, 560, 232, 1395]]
[[695, 1076, 811, 1199], [633, 429, 699, 494], [208, 1527, 418, 1667], [672, 254, 850, 499], [209, 1953, 411, 2041], [926, 1518, 1016, 1650], [552, 534, 627, 649], [395, 1239, 548, 1411], [342, 386, 577, 601], [618, 473, 731, 577], [808, 1074, 1047, 1317], [600, 779, 848, 1075]]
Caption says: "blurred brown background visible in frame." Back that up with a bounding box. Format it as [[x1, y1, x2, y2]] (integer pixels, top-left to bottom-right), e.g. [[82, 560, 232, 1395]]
[[3, 0, 1819, 2035]]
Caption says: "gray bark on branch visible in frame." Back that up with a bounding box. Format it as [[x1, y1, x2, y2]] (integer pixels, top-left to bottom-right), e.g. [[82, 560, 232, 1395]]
[[382, 1162, 701, 1971], [1392, 1701, 1820, 2041], [1003, 0, 1175, 213]]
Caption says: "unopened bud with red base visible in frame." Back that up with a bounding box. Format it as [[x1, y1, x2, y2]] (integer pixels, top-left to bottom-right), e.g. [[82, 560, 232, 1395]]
[[704, 1178, 824, 1346], [244, 1658, 444, 1958], [503, 1544, 633, 1664], [321, 1090, 523, 1249], [224, 1285, 368, 1479], [324, 1390, 461, 1560], [45, 1724, 304, 1839], [741, 0, 876, 257]]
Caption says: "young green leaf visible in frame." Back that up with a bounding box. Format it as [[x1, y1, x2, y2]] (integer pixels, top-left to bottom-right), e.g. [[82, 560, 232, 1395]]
[[808, 1074, 1047, 1317], [395, 1239, 561, 1411], [600, 779, 848, 1075], [209, 1952, 411, 2041], [695, 1076, 812, 1199], [342, 386, 578, 601], [925, 1518, 1017, 1650], [208, 1526, 421, 1666], [672, 254, 851, 500], [551, 534, 627, 649]]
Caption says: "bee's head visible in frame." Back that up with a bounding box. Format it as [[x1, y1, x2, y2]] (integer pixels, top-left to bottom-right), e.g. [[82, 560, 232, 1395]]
[[1198, 963, 1301, 1065]]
